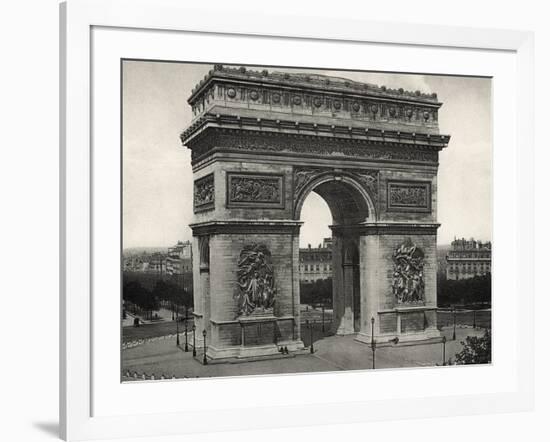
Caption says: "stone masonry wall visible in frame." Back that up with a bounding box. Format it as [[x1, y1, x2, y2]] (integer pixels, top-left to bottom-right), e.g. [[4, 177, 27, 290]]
[[208, 232, 296, 349]]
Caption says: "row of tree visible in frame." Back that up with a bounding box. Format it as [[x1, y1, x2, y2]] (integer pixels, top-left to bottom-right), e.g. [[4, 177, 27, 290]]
[[123, 279, 192, 321], [437, 273, 491, 307], [299, 273, 491, 308], [300, 278, 333, 307]]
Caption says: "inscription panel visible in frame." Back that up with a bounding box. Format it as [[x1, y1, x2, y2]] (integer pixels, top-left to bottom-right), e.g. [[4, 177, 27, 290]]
[[226, 173, 285, 209], [193, 173, 215, 213], [387, 180, 431, 213]]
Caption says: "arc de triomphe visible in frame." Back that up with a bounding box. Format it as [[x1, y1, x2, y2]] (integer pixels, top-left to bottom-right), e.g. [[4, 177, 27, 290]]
[[180, 65, 450, 360]]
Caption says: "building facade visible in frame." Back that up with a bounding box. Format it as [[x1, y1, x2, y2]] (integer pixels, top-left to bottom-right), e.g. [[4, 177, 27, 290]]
[[166, 240, 193, 274], [299, 238, 333, 282], [122, 240, 193, 275], [446, 237, 491, 280]]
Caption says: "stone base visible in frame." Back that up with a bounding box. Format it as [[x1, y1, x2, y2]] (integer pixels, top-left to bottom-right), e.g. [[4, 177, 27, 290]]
[[355, 327, 441, 348], [206, 339, 305, 361]]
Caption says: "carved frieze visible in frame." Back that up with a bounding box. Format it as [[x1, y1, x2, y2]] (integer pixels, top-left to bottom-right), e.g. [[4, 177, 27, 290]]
[[205, 83, 439, 125], [189, 66, 441, 126], [387, 181, 431, 212], [188, 130, 440, 165], [226, 173, 284, 209], [236, 243, 276, 317], [392, 238, 425, 304], [193, 173, 215, 213]]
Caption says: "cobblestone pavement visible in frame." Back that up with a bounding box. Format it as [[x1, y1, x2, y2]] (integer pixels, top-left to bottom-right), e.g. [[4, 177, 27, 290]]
[[121, 327, 487, 381]]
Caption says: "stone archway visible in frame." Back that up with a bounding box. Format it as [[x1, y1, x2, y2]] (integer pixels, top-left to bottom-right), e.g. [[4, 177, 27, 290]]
[[294, 173, 374, 336], [181, 65, 450, 360]]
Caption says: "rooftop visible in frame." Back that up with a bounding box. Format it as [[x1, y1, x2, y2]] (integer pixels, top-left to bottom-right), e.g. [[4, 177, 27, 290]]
[[188, 65, 440, 105]]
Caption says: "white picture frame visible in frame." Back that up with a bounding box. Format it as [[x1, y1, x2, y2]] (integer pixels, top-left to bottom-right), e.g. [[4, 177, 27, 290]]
[[60, 0, 534, 440]]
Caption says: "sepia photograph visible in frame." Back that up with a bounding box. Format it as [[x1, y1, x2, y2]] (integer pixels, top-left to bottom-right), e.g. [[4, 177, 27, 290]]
[[121, 60, 492, 381]]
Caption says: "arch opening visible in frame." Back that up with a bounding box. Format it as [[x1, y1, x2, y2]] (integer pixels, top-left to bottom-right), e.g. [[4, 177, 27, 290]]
[[294, 174, 376, 225], [298, 177, 369, 340]]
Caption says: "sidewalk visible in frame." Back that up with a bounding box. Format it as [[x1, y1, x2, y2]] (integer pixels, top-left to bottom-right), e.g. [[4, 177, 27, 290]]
[[122, 327, 486, 380]]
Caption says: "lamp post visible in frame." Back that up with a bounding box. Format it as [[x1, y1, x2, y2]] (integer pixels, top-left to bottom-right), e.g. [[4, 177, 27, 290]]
[[442, 335, 447, 366], [306, 320, 314, 354], [176, 309, 180, 347], [452, 307, 457, 341], [473, 310, 477, 329], [184, 316, 189, 352], [202, 329, 208, 365], [370, 317, 376, 370], [192, 324, 197, 357], [321, 304, 325, 333]]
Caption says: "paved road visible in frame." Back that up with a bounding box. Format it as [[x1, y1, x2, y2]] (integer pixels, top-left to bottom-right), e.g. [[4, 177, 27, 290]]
[[122, 327, 486, 380]]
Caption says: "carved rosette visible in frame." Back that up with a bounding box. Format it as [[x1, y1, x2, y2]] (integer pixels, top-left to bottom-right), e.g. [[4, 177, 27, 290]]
[[236, 244, 276, 317], [392, 239, 425, 305], [193, 174, 215, 213]]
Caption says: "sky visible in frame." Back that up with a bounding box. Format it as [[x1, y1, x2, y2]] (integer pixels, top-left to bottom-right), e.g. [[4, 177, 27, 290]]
[[122, 61, 492, 249]]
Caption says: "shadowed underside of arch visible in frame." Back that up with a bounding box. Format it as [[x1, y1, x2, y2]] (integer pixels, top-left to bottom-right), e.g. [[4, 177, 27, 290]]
[[312, 180, 370, 225], [295, 174, 375, 225]]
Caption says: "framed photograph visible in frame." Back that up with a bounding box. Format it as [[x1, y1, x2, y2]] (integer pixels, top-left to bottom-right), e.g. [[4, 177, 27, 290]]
[[60, 0, 534, 440]]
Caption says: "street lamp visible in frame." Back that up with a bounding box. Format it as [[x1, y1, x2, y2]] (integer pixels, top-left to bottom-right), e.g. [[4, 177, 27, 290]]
[[306, 320, 314, 354], [202, 329, 208, 365], [370, 317, 376, 370], [192, 324, 197, 357], [321, 304, 325, 333], [452, 307, 457, 341], [184, 316, 189, 352], [442, 335, 447, 366], [176, 307, 180, 347], [473, 310, 477, 329]]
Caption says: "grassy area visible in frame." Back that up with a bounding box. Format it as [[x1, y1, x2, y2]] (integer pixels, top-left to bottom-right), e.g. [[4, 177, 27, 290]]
[[123, 318, 195, 343]]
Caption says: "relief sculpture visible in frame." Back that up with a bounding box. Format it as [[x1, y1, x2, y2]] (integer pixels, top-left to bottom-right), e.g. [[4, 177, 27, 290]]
[[351, 170, 379, 207], [389, 184, 427, 207], [227, 174, 284, 207], [193, 174, 214, 212], [392, 239, 425, 304], [236, 244, 276, 316], [387, 181, 431, 212], [293, 167, 323, 198]]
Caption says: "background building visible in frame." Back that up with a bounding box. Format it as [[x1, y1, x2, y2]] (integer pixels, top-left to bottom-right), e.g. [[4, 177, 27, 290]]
[[446, 237, 491, 280], [122, 240, 193, 293], [166, 240, 193, 274], [299, 238, 333, 283]]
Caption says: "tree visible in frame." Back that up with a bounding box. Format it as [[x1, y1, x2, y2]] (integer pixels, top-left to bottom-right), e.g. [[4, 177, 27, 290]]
[[123, 281, 146, 314], [300, 278, 332, 308], [455, 329, 491, 365], [140, 292, 159, 320], [437, 273, 491, 307], [123, 281, 157, 320]]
